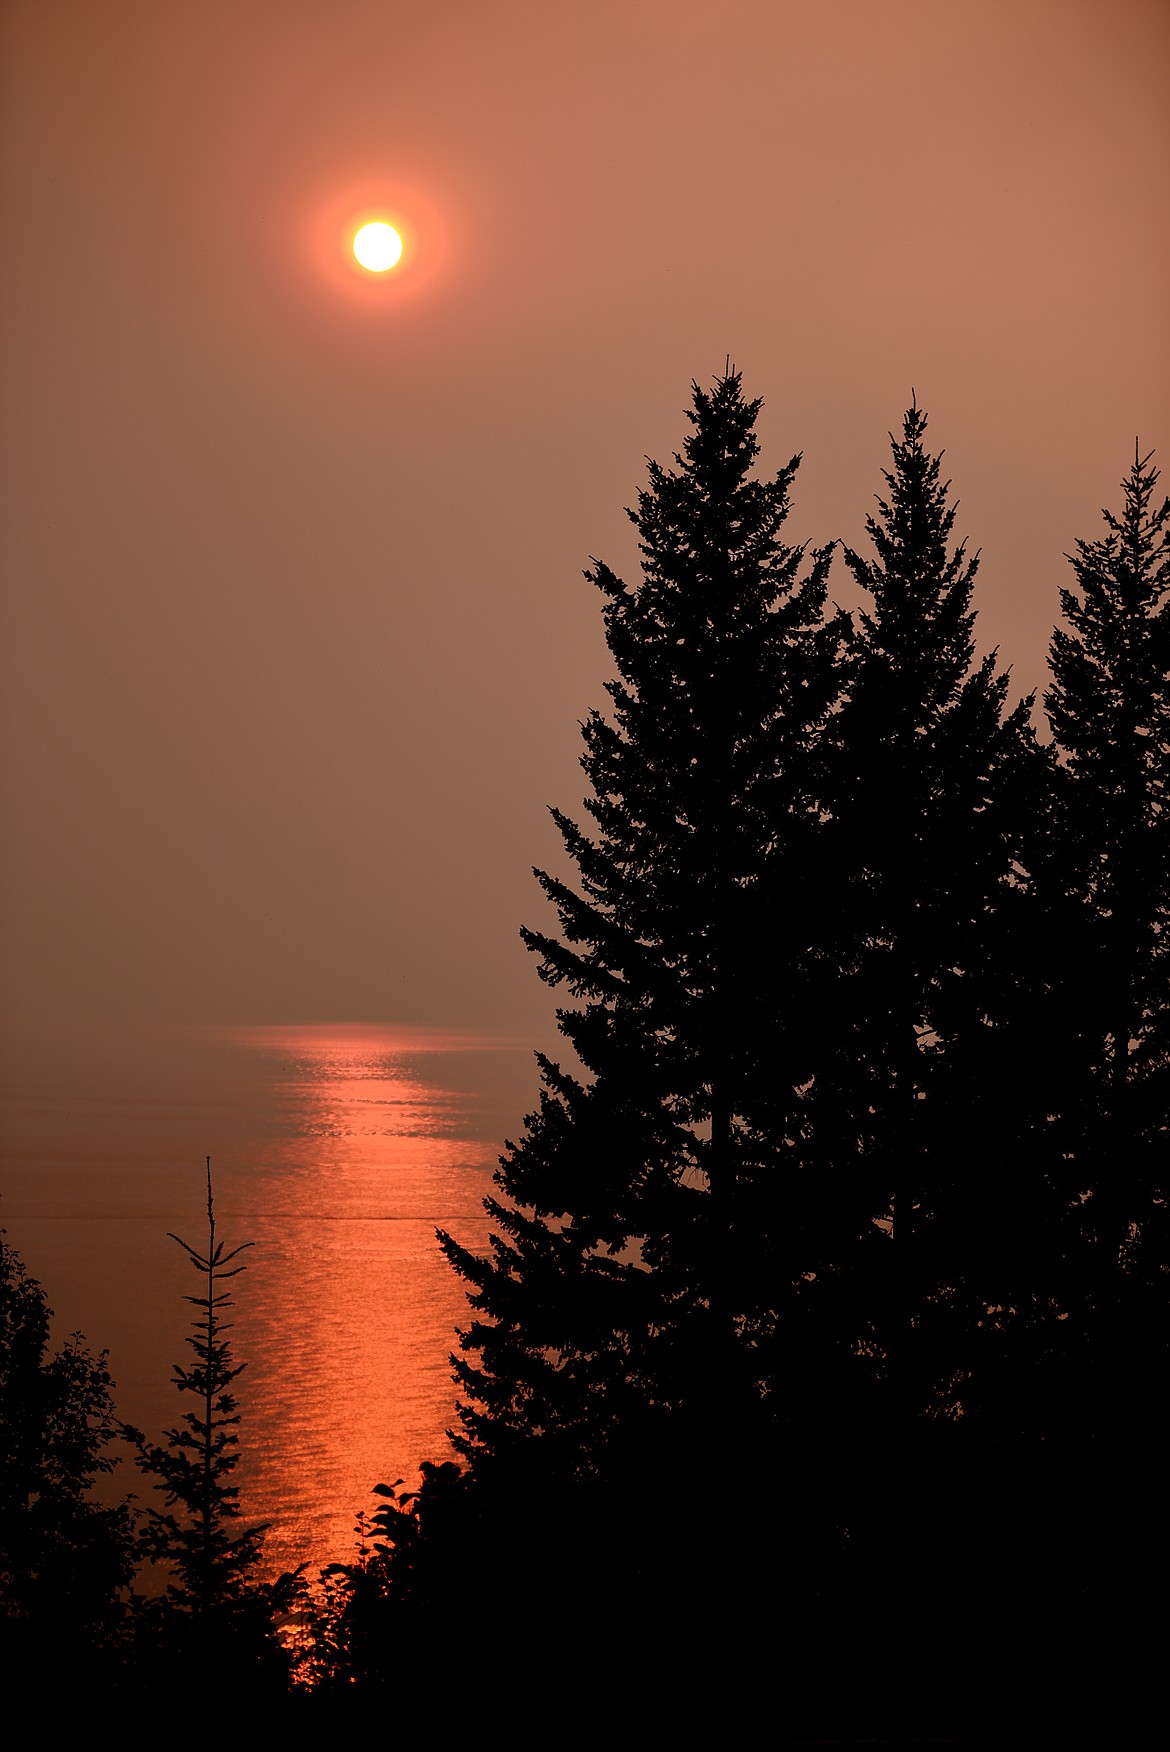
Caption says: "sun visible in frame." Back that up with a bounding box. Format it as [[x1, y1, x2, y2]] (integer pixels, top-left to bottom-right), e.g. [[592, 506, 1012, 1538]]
[[353, 221, 403, 273]]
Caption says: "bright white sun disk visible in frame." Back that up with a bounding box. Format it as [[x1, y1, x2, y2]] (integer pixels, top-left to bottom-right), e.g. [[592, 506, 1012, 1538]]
[[353, 222, 403, 272]]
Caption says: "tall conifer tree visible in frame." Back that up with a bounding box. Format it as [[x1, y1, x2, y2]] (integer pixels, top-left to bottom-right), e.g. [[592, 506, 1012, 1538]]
[[782, 404, 1053, 1703], [831, 402, 1039, 1430], [441, 372, 844, 1490], [1044, 447, 1170, 1442]]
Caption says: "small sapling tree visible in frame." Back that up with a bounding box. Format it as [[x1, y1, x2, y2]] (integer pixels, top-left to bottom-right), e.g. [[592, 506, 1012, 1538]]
[[124, 1159, 290, 1693]]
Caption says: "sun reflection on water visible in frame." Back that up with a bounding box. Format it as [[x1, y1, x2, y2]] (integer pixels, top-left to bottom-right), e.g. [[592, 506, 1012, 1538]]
[[218, 1025, 525, 1575], [0, 1021, 533, 1576]]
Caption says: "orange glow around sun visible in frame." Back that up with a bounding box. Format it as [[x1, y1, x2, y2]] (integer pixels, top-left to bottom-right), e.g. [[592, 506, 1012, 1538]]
[[309, 177, 451, 308]]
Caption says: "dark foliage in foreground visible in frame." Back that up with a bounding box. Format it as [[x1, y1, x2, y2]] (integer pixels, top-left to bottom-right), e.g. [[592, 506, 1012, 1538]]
[[0, 1230, 135, 1688], [2, 383, 1165, 1736], [425, 380, 1168, 1736]]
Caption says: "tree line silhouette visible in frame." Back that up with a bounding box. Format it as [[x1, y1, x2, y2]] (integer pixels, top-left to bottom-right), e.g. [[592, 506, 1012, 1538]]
[[2, 372, 1166, 1733]]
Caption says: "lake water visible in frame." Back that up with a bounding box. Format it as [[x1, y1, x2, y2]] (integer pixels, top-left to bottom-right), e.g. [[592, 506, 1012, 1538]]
[[0, 1020, 538, 1576]]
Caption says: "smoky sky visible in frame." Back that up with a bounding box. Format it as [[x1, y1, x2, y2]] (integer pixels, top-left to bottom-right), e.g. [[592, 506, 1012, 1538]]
[[1, 0, 1167, 1039]]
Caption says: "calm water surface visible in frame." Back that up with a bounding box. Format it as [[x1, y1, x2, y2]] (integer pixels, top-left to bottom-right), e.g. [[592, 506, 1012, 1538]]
[[0, 1021, 536, 1575]]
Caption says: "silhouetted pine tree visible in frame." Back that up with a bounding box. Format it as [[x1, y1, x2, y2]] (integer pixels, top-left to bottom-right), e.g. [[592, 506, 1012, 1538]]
[[966, 446, 1170, 1720], [441, 372, 845, 1508], [1044, 447, 1169, 1450], [828, 402, 1040, 1435], [124, 1160, 290, 1694], [751, 404, 1057, 1725]]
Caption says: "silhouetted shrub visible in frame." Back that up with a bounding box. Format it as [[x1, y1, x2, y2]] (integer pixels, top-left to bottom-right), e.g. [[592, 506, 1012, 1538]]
[[0, 1229, 135, 1692]]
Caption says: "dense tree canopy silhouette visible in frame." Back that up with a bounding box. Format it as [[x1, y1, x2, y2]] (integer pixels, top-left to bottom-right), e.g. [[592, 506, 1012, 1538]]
[[0, 1231, 134, 1685], [430, 384, 1170, 1736], [3, 381, 1164, 1736]]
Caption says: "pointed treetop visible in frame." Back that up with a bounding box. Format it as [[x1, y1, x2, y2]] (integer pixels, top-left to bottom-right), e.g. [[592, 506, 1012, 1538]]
[[840, 400, 985, 719], [167, 1157, 253, 1282], [1046, 445, 1170, 789]]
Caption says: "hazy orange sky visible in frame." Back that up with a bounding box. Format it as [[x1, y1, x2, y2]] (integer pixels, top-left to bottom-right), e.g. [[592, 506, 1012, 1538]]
[[2, 0, 1167, 1040]]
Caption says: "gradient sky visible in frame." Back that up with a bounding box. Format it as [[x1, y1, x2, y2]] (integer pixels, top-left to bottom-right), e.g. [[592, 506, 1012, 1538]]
[[2, 0, 1167, 1041]]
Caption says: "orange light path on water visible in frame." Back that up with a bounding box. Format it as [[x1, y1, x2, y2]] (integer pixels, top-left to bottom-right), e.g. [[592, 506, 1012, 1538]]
[[0, 1020, 533, 1578], [220, 1024, 525, 1575]]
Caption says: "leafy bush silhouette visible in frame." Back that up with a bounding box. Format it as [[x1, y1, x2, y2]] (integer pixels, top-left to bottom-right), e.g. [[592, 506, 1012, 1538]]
[[0, 1229, 135, 1690]]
